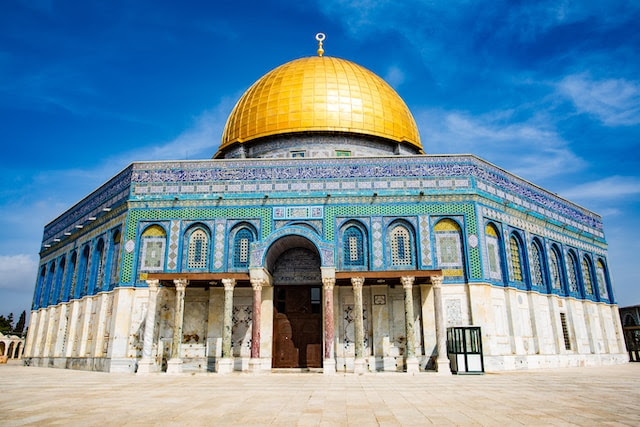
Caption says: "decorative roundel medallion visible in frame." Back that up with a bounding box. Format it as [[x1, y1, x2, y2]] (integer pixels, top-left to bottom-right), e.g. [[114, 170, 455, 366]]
[[468, 234, 478, 248], [125, 239, 135, 253]]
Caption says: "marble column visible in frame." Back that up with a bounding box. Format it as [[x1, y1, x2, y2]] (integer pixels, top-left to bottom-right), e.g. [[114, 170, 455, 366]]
[[322, 276, 336, 375], [401, 276, 419, 374], [216, 278, 236, 374], [351, 276, 366, 374], [166, 278, 187, 374], [249, 278, 263, 373], [137, 279, 160, 374], [432, 276, 451, 375]]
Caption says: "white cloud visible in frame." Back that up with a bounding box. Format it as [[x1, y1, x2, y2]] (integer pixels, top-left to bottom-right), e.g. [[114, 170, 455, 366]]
[[559, 176, 640, 201], [0, 254, 38, 290], [557, 73, 640, 126], [107, 98, 234, 165], [416, 108, 585, 181]]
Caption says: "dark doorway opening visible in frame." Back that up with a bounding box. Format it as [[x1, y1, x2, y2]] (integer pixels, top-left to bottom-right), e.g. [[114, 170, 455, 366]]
[[271, 245, 322, 369]]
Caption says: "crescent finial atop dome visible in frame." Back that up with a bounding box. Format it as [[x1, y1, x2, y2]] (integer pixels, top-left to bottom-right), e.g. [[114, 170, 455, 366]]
[[316, 33, 325, 57]]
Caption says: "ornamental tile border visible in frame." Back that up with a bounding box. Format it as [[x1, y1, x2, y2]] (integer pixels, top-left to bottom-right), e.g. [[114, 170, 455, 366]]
[[371, 217, 383, 269], [129, 155, 601, 230], [418, 215, 432, 268], [167, 220, 180, 270], [213, 220, 226, 270]]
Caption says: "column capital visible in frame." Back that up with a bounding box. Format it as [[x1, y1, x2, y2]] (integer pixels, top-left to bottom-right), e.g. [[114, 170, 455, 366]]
[[250, 278, 265, 291], [351, 276, 365, 289], [431, 275, 443, 288], [173, 278, 188, 291], [400, 276, 415, 289], [222, 278, 236, 291], [146, 279, 160, 290], [322, 277, 335, 291]]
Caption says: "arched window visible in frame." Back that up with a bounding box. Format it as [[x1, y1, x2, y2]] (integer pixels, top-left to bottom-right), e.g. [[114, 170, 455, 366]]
[[624, 314, 637, 326], [566, 250, 579, 295], [65, 251, 77, 301], [390, 224, 414, 267], [54, 257, 66, 304], [508, 234, 524, 283], [549, 246, 563, 292], [140, 225, 167, 272], [109, 229, 122, 287], [77, 245, 90, 297], [187, 228, 209, 269], [342, 225, 366, 268], [530, 239, 546, 290], [434, 219, 464, 279], [42, 263, 55, 307], [581, 256, 595, 297], [90, 238, 106, 294], [485, 223, 503, 281], [34, 266, 46, 309], [596, 260, 610, 301], [233, 227, 255, 269]]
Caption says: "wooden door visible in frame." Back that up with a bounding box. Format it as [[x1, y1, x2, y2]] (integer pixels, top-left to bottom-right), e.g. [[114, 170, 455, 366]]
[[272, 286, 322, 368]]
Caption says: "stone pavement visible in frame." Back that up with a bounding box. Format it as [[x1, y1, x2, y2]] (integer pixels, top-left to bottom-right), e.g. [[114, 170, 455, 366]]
[[1, 362, 639, 426]]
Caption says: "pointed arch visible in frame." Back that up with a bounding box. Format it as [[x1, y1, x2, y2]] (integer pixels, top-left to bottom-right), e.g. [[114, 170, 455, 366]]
[[14, 341, 22, 358], [434, 218, 465, 280], [548, 244, 564, 293], [183, 223, 211, 270], [388, 220, 416, 269], [566, 250, 580, 295], [484, 222, 504, 282], [508, 232, 526, 286], [624, 314, 637, 326], [229, 223, 257, 270], [140, 224, 167, 272], [77, 245, 90, 298], [53, 256, 66, 304], [596, 259, 611, 302], [530, 238, 547, 291], [34, 266, 47, 309], [108, 229, 122, 288], [42, 262, 55, 307], [340, 220, 368, 269], [581, 255, 595, 297], [65, 251, 77, 301], [89, 237, 106, 294]]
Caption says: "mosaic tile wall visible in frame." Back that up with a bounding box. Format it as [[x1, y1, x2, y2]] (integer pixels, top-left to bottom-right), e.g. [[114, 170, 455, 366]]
[[121, 207, 272, 284], [325, 202, 480, 279], [128, 155, 602, 234], [37, 153, 615, 308]]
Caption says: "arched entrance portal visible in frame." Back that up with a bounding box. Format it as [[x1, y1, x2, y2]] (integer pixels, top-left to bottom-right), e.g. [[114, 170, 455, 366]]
[[267, 236, 323, 368]]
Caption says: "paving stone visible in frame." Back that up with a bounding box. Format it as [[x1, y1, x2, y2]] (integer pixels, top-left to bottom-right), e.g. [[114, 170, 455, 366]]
[[0, 362, 639, 425]]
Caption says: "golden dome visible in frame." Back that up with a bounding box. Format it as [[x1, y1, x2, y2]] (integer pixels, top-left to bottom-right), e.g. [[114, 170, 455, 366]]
[[218, 56, 422, 153]]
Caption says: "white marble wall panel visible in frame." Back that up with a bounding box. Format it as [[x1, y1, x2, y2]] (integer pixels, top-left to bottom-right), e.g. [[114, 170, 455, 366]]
[[182, 289, 208, 359], [126, 293, 147, 358], [207, 288, 224, 358], [232, 288, 252, 358], [157, 287, 176, 366]]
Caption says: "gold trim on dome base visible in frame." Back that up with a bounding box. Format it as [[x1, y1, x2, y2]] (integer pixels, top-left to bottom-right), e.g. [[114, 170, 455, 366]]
[[217, 56, 422, 156]]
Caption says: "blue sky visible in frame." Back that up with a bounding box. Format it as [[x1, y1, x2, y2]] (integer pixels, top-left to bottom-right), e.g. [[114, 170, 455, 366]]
[[1, 0, 639, 317]]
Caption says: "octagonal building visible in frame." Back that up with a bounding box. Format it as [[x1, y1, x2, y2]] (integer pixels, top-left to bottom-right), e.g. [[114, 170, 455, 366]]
[[23, 42, 627, 374]]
